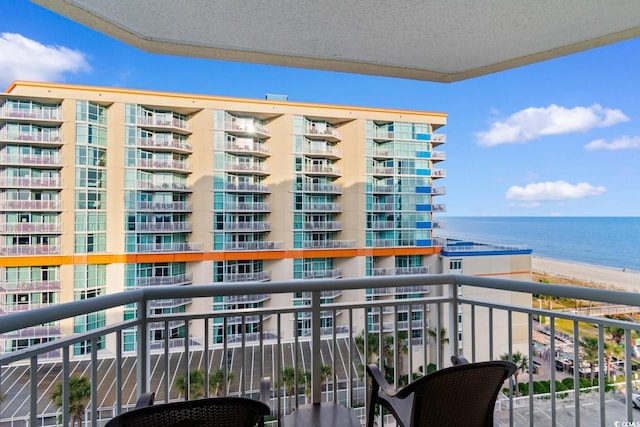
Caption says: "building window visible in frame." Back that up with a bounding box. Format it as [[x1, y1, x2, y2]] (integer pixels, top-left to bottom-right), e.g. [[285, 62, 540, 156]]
[[450, 259, 462, 270]]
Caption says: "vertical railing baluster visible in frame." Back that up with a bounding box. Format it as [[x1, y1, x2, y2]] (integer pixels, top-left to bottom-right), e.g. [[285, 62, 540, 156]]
[[204, 317, 210, 399], [347, 308, 353, 406], [62, 347, 70, 427], [471, 305, 476, 362], [488, 308, 494, 360], [625, 329, 633, 421], [449, 283, 458, 360], [507, 311, 513, 427], [30, 356, 37, 427], [332, 307, 337, 404], [276, 313, 282, 424], [164, 321, 170, 402], [599, 326, 606, 425], [241, 316, 246, 397], [116, 330, 122, 414], [136, 298, 149, 395], [91, 337, 98, 427], [572, 320, 580, 427], [549, 316, 557, 426], [223, 316, 228, 398], [528, 314, 534, 427]]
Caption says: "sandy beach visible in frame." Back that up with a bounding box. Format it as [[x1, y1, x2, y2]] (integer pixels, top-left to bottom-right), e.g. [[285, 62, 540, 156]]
[[532, 256, 640, 292]]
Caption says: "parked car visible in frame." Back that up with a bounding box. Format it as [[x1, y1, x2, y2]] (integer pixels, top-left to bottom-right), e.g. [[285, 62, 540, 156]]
[[632, 393, 640, 409]]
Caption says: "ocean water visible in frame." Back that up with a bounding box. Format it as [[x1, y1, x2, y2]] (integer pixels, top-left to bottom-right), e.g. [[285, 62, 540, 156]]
[[435, 217, 640, 272]]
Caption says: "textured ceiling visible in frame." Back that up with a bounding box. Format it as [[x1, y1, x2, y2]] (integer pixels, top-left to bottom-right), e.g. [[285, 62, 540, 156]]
[[34, 0, 640, 82]]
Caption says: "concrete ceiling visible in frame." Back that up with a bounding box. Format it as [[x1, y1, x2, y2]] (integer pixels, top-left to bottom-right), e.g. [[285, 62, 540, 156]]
[[34, 0, 640, 83]]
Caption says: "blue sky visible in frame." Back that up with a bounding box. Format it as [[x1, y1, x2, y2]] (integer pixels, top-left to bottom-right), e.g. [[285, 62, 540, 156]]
[[2, 1, 639, 217]]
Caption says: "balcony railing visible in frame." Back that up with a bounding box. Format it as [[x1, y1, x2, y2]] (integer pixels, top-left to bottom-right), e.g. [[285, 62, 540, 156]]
[[0, 199, 62, 210], [2, 275, 640, 426], [135, 201, 192, 211], [0, 106, 62, 121], [0, 244, 61, 255], [135, 242, 203, 253], [301, 240, 356, 249], [222, 182, 270, 193], [0, 177, 62, 189], [223, 241, 284, 251], [134, 222, 193, 232], [222, 120, 270, 138], [0, 154, 63, 167], [135, 273, 193, 287], [136, 117, 190, 132], [224, 141, 270, 156], [137, 137, 192, 152], [0, 130, 62, 144], [296, 183, 342, 193], [0, 222, 62, 233], [0, 279, 61, 292], [137, 158, 190, 172]]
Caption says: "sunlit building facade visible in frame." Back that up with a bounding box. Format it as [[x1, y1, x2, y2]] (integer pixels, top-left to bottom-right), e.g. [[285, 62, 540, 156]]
[[0, 81, 529, 356]]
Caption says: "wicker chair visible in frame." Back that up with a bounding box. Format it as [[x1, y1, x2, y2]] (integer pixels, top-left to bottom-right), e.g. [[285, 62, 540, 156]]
[[105, 396, 271, 427], [366, 357, 516, 427]]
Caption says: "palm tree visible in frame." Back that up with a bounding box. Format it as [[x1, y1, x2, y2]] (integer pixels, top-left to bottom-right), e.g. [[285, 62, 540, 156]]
[[175, 369, 206, 398], [281, 366, 296, 412], [355, 331, 379, 363], [580, 336, 599, 385], [210, 368, 235, 397], [320, 364, 332, 392], [499, 351, 528, 395], [51, 376, 91, 427], [427, 327, 449, 364], [604, 342, 622, 381]]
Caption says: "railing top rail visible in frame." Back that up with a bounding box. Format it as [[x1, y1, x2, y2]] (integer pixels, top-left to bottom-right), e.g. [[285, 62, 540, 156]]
[[2, 273, 640, 335]]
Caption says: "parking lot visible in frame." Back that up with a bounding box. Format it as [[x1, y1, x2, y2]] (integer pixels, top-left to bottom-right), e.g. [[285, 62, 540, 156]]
[[495, 390, 638, 426]]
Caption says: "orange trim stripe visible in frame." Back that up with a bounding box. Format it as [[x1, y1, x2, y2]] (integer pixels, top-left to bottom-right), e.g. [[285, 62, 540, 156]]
[[0, 247, 444, 267]]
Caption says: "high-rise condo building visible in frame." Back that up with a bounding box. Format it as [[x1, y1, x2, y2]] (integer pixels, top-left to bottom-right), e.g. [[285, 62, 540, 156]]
[[0, 81, 530, 357]]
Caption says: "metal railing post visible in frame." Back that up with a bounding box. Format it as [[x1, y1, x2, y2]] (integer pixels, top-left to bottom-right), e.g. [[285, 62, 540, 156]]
[[311, 290, 321, 404], [136, 298, 149, 395]]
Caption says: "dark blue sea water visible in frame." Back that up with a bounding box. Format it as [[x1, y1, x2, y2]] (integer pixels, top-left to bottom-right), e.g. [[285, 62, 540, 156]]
[[435, 217, 640, 272]]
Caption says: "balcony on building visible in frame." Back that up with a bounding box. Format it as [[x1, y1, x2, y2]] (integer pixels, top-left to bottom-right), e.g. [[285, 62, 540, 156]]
[[133, 221, 193, 233], [430, 150, 446, 162], [0, 221, 62, 234], [431, 168, 446, 178], [0, 153, 63, 167], [300, 239, 355, 249], [0, 277, 61, 293], [0, 176, 62, 189], [221, 119, 271, 139], [225, 161, 269, 174], [223, 240, 284, 251], [224, 139, 270, 157], [296, 183, 342, 194], [0, 102, 63, 123], [137, 158, 191, 173], [303, 123, 341, 142], [0, 198, 62, 211], [137, 136, 192, 153], [137, 180, 192, 192], [0, 128, 63, 145], [136, 116, 191, 133], [221, 221, 271, 232], [222, 181, 271, 193], [135, 242, 203, 253], [303, 221, 342, 231], [223, 201, 270, 212], [302, 164, 341, 176], [135, 273, 193, 287], [302, 144, 341, 160], [300, 202, 341, 212], [0, 243, 61, 255], [430, 133, 446, 146], [135, 201, 192, 212]]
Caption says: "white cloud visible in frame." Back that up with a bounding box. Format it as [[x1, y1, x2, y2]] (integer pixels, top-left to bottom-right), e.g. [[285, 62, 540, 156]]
[[585, 135, 640, 151], [0, 33, 91, 87], [505, 181, 606, 201], [476, 104, 629, 147]]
